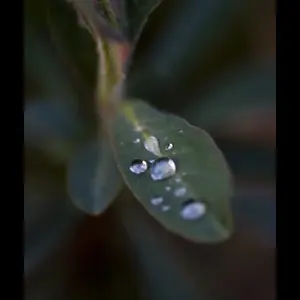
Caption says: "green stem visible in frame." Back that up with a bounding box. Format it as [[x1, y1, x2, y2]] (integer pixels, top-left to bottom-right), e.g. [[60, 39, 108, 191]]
[[69, 1, 127, 120], [97, 37, 123, 105]]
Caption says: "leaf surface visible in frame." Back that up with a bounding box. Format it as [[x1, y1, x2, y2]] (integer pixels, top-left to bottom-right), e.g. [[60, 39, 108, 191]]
[[67, 139, 123, 214], [109, 100, 234, 243]]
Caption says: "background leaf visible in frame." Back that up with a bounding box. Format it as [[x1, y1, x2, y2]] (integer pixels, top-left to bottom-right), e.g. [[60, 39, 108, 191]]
[[67, 139, 124, 215], [109, 100, 234, 243], [125, 0, 163, 42], [24, 99, 89, 163]]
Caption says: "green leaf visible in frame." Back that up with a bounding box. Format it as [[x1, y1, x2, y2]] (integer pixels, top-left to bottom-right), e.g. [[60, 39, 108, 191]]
[[109, 100, 234, 243], [67, 139, 123, 215]]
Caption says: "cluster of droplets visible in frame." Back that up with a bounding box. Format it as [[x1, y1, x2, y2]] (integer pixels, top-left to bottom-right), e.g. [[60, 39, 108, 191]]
[[129, 135, 206, 220]]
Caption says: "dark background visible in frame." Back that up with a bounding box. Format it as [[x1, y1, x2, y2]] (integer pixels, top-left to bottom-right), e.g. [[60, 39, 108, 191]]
[[24, 0, 276, 299]]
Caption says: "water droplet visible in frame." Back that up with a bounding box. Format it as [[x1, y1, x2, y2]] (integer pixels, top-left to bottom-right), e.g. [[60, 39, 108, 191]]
[[175, 178, 181, 183], [144, 136, 162, 156], [174, 187, 187, 197], [120, 142, 124, 146], [165, 143, 173, 150], [134, 125, 144, 132], [150, 196, 163, 206], [165, 186, 171, 191], [180, 200, 206, 221], [129, 159, 148, 174], [133, 138, 140, 144], [179, 130, 184, 134], [162, 205, 170, 212], [149, 159, 155, 164], [150, 157, 176, 181]]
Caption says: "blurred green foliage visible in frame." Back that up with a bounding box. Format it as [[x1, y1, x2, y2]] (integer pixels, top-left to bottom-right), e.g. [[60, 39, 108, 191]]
[[24, 0, 275, 299]]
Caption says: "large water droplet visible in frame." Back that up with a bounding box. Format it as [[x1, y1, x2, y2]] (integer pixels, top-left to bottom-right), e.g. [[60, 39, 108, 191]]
[[180, 200, 206, 221], [144, 136, 162, 156], [129, 159, 148, 174], [165, 143, 173, 150], [150, 157, 176, 181], [150, 196, 163, 206], [174, 187, 187, 197]]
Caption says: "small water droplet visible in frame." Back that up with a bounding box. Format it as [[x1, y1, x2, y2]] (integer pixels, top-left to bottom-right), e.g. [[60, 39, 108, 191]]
[[180, 200, 206, 220], [120, 142, 124, 146], [150, 157, 176, 181], [165, 143, 173, 150], [129, 159, 148, 174], [179, 129, 183, 134], [175, 178, 181, 183], [174, 187, 187, 197], [162, 205, 170, 212], [134, 125, 144, 132], [144, 136, 162, 156], [133, 138, 140, 144], [150, 196, 163, 206], [182, 172, 187, 176], [149, 159, 155, 164], [165, 186, 171, 191]]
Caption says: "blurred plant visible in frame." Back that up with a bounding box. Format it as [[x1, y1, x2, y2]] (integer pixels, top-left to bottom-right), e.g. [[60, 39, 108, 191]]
[[58, 0, 236, 244], [24, 0, 275, 299]]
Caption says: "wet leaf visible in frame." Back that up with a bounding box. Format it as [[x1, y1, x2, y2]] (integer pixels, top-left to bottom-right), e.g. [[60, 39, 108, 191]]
[[67, 139, 123, 215], [109, 100, 234, 243]]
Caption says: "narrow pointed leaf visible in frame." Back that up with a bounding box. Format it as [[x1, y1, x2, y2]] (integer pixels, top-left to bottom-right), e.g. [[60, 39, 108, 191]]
[[109, 100, 234, 243], [125, 0, 164, 42], [67, 139, 123, 215]]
